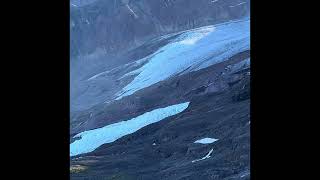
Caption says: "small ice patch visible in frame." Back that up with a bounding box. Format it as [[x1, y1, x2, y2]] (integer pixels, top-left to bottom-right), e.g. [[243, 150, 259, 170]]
[[230, 2, 247, 8], [194, 138, 218, 144], [70, 102, 190, 157], [86, 70, 111, 81], [104, 100, 111, 104], [228, 58, 250, 73], [126, 4, 138, 18], [241, 172, 250, 178], [192, 148, 214, 163]]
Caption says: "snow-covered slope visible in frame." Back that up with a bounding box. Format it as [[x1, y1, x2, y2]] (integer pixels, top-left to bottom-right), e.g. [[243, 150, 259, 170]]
[[70, 102, 190, 157], [116, 18, 250, 100]]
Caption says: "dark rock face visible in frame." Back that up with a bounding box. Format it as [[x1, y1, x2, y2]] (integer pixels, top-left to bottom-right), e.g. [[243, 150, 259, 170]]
[[70, 0, 250, 58]]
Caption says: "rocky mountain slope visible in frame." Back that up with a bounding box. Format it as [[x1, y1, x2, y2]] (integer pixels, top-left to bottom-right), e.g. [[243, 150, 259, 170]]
[[70, 0, 250, 179], [71, 0, 250, 58]]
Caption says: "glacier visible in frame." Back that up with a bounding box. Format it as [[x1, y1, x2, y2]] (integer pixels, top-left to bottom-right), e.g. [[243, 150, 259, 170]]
[[116, 18, 250, 100], [70, 102, 190, 157]]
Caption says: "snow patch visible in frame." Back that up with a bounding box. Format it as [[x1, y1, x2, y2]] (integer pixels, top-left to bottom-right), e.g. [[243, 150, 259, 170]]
[[228, 58, 250, 73], [71, 21, 75, 28], [70, 102, 190, 156], [194, 138, 218, 144], [230, 2, 247, 8], [88, 57, 150, 82], [192, 148, 214, 163], [241, 172, 250, 178], [118, 56, 151, 80], [87, 70, 112, 81], [178, 27, 215, 45], [126, 4, 138, 18]]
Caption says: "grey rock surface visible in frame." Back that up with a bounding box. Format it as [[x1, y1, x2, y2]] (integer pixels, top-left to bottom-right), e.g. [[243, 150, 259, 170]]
[[70, 0, 250, 58]]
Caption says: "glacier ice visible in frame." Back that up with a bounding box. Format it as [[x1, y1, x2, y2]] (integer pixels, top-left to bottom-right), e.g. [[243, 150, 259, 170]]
[[116, 18, 250, 100], [70, 102, 190, 157]]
